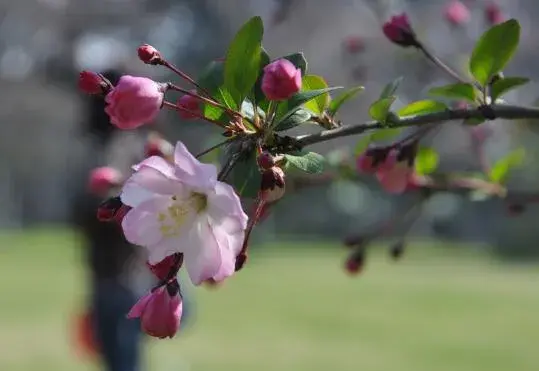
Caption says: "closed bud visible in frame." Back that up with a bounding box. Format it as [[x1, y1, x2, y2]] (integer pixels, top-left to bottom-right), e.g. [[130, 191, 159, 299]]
[[145, 133, 174, 159], [485, 2, 504, 25], [88, 167, 123, 196], [96, 196, 124, 222], [344, 250, 365, 276], [79, 71, 111, 95], [137, 44, 162, 65], [257, 152, 275, 170], [261, 59, 302, 101], [147, 253, 183, 282], [382, 13, 420, 48], [177, 91, 201, 120], [260, 167, 286, 202], [444, 0, 471, 26]]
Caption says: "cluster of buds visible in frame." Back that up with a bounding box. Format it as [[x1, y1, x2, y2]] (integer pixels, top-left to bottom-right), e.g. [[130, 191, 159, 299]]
[[356, 141, 419, 194], [258, 152, 286, 203]]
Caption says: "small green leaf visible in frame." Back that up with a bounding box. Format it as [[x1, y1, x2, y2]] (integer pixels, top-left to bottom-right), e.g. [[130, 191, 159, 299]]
[[230, 154, 262, 198], [301, 75, 330, 115], [469, 19, 520, 86], [274, 87, 342, 125], [414, 147, 440, 175], [489, 147, 526, 184], [428, 83, 477, 102], [274, 109, 311, 131], [328, 86, 364, 116], [490, 77, 530, 101], [224, 16, 264, 107], [282, 52, 308, 76], [380, 77, 403, 99], [284, 151, 325, 174], [369, 96, 396, 122], [397, 100, 447, 117]]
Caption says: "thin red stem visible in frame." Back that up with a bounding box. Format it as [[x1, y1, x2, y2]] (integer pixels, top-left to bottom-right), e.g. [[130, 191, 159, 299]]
[[161, 61, 213, 99], [162, 101, 226, 128], [167, 84, 241, 119]]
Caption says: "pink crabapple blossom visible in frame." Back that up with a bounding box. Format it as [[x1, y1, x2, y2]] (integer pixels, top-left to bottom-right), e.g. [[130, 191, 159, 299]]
[[88, 167, 123, 196], [485, 2, 504, 25], [120, 140, 248, 285], [444, 0, 471, 26], [261, 59, 302, 101], [127, 281, 183, 339], [137, 44, 162, 65], [375, 150, 415, 195], [177, 91, 202, 120], [105, 75, 165, 130], [79, 71, 109, 95]]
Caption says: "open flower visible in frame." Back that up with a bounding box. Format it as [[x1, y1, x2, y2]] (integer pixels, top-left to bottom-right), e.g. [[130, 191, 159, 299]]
[[127, 280, 182, 339], [105, 75, 165, 130], [120, 140, 248, 285]]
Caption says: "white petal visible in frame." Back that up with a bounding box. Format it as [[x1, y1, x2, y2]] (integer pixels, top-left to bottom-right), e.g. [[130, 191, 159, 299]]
[[182, 218, 222, 285], [173, 141, 217, 191], [121, 180, 157, 207], [207, 182, 248, 230], [121, 196, 170, 246]]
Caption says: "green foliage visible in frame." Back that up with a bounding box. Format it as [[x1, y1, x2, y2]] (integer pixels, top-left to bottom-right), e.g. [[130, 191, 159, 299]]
[[274, 109, 312, 132], [224, 16, 264, 107], [490, 77, 530, 101], [196, 61, 235, 122], [489, 147, 526, 184], [302, 75, 330, 115], [284, 151, 325, 174], [369, 96, 396, 123], [274, 87, 341, 127], [428, 83, 477, 103], [252, 48, 272, 111], [469, 19, 520, 86], [397, 100, 447, 117], [414, 147, 440, 175], [327, 86, 365, 116], [230, 154, 262, 198], [380, 76, 404, 99]]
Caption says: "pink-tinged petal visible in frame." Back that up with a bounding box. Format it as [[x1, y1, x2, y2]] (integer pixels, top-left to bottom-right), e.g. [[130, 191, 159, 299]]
[[173, 141, 217, 190], [127, 292, 153, 318], [207, 182, 248, 229], [120, 181, 156, 208], [133, 156, 175, 177], [209, 224, 244, 282], [127, 166, 185, 197], [182, 219, 222, 285], [376, 166, 411, 194], [121, 196, 170, 246]]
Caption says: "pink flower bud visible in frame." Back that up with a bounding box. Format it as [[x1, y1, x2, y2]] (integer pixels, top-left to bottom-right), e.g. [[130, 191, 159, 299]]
[[261, 59, 302, 101], [344, 251, 365, 275], [127, 282, 183, 339], [146, 253, 183, 281], [260, 167, 286, 202], [97, 196, 125, 222], [485, 2, 504, 25], [257, 152, 275, 170], [105, 75, 165, 130], [356, 153, 377, 174], [375, 150, 414, 194], [79, 71, 109, 95], [177, 91, 201, 120], [112, 204, 131, 224], [88, 167, 122, 196], [382, 13, 419, 48], [137, 44, 162, 64], [444, 0, 471, 26], [343, 35, 365, 54]]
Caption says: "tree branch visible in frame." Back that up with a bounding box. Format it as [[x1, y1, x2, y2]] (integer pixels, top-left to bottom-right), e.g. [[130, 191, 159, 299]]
[[295, 104, 539, 148]]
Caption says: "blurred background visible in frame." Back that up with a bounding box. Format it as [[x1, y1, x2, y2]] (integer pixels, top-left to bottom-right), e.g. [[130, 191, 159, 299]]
[[1, 0, 539, 370]]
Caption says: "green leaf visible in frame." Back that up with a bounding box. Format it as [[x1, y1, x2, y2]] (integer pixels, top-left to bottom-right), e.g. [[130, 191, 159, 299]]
[[230, 154, 262, 198], [224, 16, 264, 107], [196, 61, 234, 121], [414, 147, 440, 175], [380, 77, 403, 99], [328, 86, 364, 116], [369, 96, 396, 122], [252, 48, 272, 111], [282, 52, 308, 76], [274, 87, 342, 126], [489, 147, 526, 184], [301, 75, 330, 115], [284, 151, 325, 174], [490, 77, 530, 101], [469, 19, 520, 86], [428, 83, 477, 102], [274, 109, 311, 131], [397, 100, 447, 117]]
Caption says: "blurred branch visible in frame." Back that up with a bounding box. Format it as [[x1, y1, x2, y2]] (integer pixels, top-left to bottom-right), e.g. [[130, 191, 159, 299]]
[[295, 104, 539, 147]]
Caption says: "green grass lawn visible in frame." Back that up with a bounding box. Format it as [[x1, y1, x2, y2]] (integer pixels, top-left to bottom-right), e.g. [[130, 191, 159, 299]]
[[1, 229, 539, 371]]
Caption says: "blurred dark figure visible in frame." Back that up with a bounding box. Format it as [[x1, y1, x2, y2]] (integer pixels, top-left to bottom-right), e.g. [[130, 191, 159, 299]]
[[71, 70, 153, 371]]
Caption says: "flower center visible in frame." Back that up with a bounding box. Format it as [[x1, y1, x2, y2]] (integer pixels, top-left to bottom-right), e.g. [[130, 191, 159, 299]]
[[157, 193, 208, 238]]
